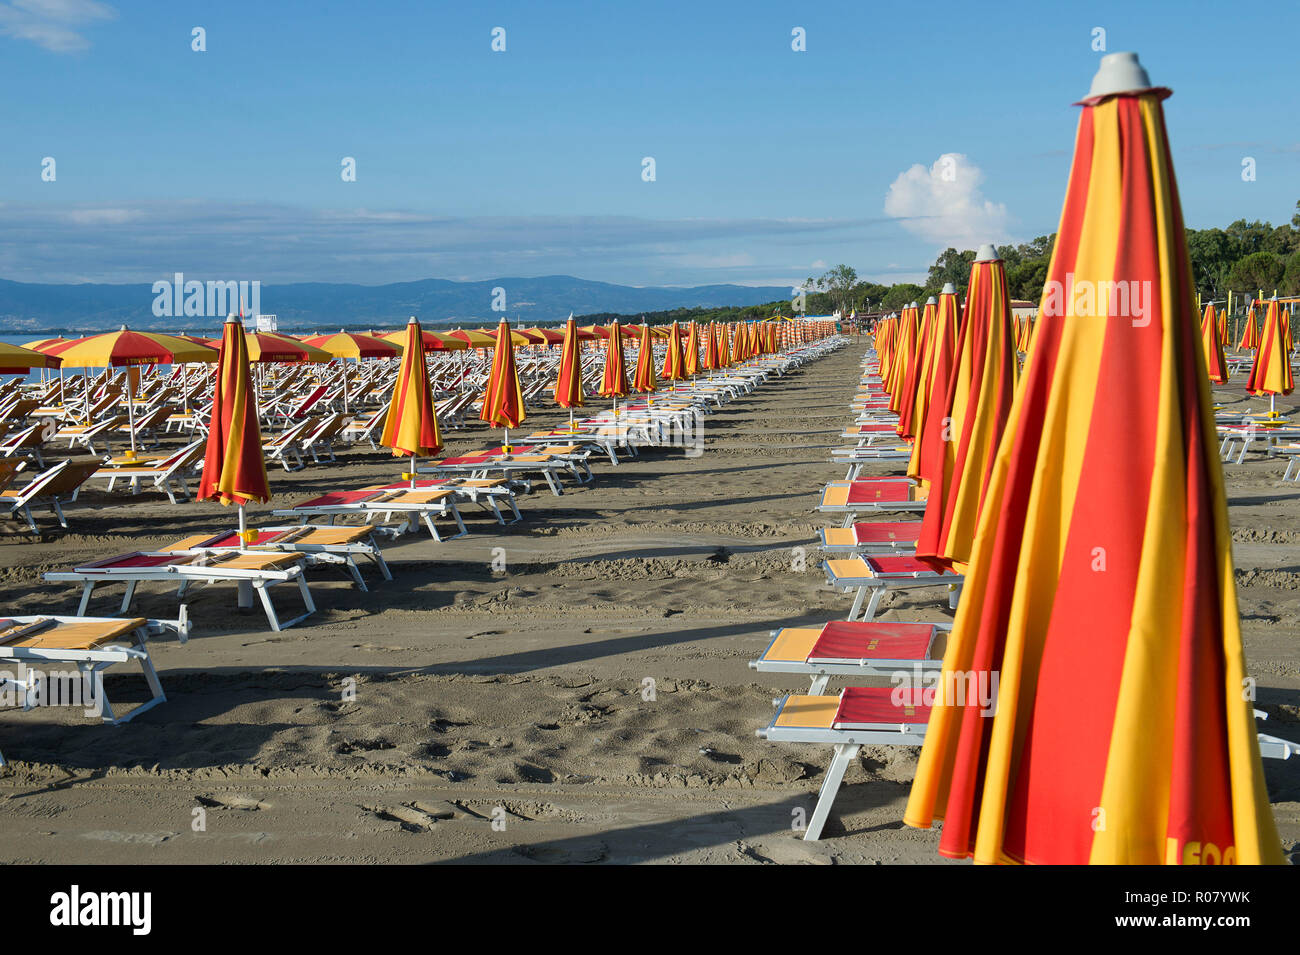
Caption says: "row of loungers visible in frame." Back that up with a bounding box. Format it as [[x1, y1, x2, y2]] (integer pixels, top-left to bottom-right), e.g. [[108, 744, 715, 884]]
[[3, 346, 852, 768], [751, 345, 1297, 842]]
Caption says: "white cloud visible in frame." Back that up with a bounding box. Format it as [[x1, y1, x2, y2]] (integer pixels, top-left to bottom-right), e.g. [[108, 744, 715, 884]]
[[883, 153, 1010, 251], [0, 0, 114, 53]]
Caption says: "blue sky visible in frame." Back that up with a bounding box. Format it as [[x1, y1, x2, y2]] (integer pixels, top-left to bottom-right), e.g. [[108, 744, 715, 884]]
[[1, 0, 1297, 287]]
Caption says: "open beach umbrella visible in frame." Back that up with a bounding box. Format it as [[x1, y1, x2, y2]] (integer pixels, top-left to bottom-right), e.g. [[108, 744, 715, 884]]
[[197, 314, 270, 545], [633, 323, 658, 395], [380, 316, 444, 488], [446, 328, 497, 349], [1245, 296, 1294, 415], [303, 331, 399, 360], [683, 321, 701, 377], [47, 326, 218, 452], [525, 327, 566, 347], [904, 52, 1282, 865], [1237, 306, 1259, 350], [378, 328, 467, 352], [914, 250, 1019, 573], [1200, 304, 1229, 384], [479, 316, 527, 449], [553, 313, 585, 428], [661, 321, 685, 383], [0, 341, 62, 374]]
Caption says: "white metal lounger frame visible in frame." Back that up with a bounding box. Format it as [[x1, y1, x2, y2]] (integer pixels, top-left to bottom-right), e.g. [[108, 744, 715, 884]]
[[272, 493, 469, 541], [822, 558, 963, 621], [0, 610, 190, 758], [46, 558, 315, 632], [757, 695, 926, 841]]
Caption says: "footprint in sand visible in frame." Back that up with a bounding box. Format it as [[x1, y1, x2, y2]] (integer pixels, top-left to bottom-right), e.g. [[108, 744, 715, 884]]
[[365, 802, 455, 832], [196, 794, 269, 811]]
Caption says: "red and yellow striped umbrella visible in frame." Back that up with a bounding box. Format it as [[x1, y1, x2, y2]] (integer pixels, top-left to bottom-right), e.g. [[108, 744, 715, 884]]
[[914, 252, 1019, 572], [1200, 304, 1229, 384], [683, 321, 701, 377], [633, 323, 658, 394], [381, 316, 444, 464], [479, 317, 527, 443], [599, 320, 629, 398], [553, 314, 585, 417], [1246, 298, 1294, 403], [730, 322, 745, 364], [0, 341, 61, 373], [198, 315, 270, 512], [905, 54, 1281, 865], [896, 298, 936, 437], [379, 328, 468, 352], [661, 321, 685, 382], [906, 287, 961, 479], [886, 305, 919, 407], [1236, 306, 1259, 350], [303, 331, 399, 360], [701, 322, 719, 371], [46, 327, 217, 367]]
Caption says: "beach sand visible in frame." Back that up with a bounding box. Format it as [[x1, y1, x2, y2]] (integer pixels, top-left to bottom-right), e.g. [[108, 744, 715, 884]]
[[1, 343, 1297, 864]]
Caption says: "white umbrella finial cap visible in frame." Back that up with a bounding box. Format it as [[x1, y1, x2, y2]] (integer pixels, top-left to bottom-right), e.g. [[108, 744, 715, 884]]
[[926, 296, 937, 305], [1088, 52, 1151, 99], [975, 243, 999, 262], [941, 282, 956, 295]]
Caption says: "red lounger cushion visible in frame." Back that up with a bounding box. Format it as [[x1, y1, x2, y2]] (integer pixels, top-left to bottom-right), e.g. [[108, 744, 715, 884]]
[[845, 481, 913, 504], [809, 621, 935, 662], [834, 686, 931, 727], [852, 522, 921, 544]]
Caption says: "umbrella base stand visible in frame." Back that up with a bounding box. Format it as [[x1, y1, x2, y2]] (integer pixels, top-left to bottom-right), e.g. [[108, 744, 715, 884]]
[[238, 580, 254, 610]]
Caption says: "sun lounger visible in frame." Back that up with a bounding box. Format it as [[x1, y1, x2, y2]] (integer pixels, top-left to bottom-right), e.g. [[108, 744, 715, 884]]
[[93, 439, 205, 503], [0, 423, 48, 467], [822, 556, 962, 621], [166, 524, 391, 591], [749, 619, 947, 693], [2, 458, 99, 534], [366, 479, 522, 525], [817, 521, 922, 555], [45, 551, 315, 632], [817, 479, 927, 524], [0, 612, 189, 751], [757, 687, 930, 840], [420, 448, 575, 496], [271, 486, 468, 540]]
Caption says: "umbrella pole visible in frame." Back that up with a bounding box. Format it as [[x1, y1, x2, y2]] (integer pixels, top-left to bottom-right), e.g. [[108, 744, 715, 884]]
[[410, 453, 417, 490], [237, 502, 254, 608], [125, 367, 138, 459], [502, 427, 510, 457]]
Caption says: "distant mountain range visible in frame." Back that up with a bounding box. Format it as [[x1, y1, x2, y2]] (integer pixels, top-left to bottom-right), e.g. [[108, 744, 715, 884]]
[[0, 275, 791, 334]]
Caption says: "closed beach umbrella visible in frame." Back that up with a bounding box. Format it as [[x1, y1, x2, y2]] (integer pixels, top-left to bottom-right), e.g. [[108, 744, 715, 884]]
[[896, 298, 937, 437], [904, 53, 1281, 865], [730, 322, 745, 364], [1246, 297, 1294, 416], [599, 319, 630, 413], [479, 316, 527, 449], [197, 314, 270, 542], [702, 322, 719, 371], [906, 286, 961, 477], [633, 323, 658, 394], [1200, 304, 1229, 384], [683, 321, 701, 377], [553, 313, 585, 428], [914, 252, 1019, 573], [1237, 305, 1259, 350], [381, 316, 444, 488], [661, 321, 685, 382]]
